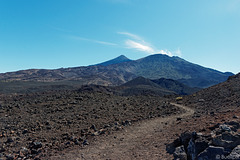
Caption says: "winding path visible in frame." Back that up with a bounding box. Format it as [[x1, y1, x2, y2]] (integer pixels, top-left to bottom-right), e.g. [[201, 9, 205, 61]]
[[50, 103, 194, 160]]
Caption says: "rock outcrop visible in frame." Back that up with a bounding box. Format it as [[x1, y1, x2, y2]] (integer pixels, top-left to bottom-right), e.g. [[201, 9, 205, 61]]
[[167, 121, 240, 160]]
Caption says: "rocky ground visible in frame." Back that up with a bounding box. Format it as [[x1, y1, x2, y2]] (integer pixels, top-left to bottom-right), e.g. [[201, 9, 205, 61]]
[[182, 73, 240, 114], [0, 88, 183, 160], [166, 109, 240, 160], [1, 73, 239, 160], [44, 101, 240, 160], [166, 73, 240, 160]]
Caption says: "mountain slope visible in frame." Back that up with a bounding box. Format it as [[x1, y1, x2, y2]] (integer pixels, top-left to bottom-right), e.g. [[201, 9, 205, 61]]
[[95, 55, 132, 66], [152, 78, 200, 95], [121, 76, 160, 88], [118, 76, 199, 96], [118, 76, 176, 96], [183, 73, 240, 112], [0, 66, 136, 86], [0, 54, 233, 88]]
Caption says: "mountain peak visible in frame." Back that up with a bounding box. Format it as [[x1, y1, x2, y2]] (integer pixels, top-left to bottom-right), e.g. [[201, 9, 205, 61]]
[[95, 55, 132, 66], [118, 55, 129, 59]]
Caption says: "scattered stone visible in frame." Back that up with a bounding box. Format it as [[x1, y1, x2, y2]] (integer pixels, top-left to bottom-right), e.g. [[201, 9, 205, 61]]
[[104, 124, 111, 128], [22, 129, 28, 134], [173, 145, 187, 160], [65, 141, 70, 145], [45, 121, 50, 125], [166, 138, 181, 154], [122, 120, 131, 126], [210, 111, 215, 115], [92, 129, 106, 136], [114, 122, 120, 126], [20, 147, 29, 156], [5, 154, 14, 160], [197, 146, 229, 160], [31, 148, 39, 154], [0, 147, 6, 153], [180, 132, 192, 149], [187, 136, 209, 160], [114, 126, 121, 131], [198, 99, 205, 102], [46, 126, 52, 130], [5, 137, 14, 143], [91, 131, 99, 136], [167, 122, 240, 160], [74, 139, 80, 145], [30, 142, 42, 150], [212, 132, 240, 149], [233, 115, 239, 119], [177, 117, 182, 121], [90, 125, 97, 131], [219, 124, 231, 132], [83, 140, 89, 145]]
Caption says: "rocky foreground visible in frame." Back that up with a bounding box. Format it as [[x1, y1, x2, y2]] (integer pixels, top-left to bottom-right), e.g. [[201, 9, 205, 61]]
[[0, 89, 183, 160], [166, 73, 240, 160], [167, 121, 240, 159]]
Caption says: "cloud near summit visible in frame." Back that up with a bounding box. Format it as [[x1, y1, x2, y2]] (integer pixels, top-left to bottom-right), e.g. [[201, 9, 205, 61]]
[[118, 32, 173, 56], [125, 40, 155, 53]]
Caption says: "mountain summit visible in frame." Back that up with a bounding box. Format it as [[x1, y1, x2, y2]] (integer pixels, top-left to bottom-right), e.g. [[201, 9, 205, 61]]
[[95, 55, 132, 66], [103, 54, 233, 88]]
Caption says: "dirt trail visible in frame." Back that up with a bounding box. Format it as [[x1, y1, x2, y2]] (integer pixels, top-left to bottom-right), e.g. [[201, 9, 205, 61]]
[[50, 103, 194, 160]]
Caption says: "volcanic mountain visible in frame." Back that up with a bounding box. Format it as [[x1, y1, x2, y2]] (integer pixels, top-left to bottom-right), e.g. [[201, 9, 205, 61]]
[[95, 55, 132, 66], [0, 54, 233, 88]]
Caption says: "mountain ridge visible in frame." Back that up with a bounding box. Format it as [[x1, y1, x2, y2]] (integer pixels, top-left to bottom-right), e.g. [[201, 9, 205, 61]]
[[0, 54, 234, 88]]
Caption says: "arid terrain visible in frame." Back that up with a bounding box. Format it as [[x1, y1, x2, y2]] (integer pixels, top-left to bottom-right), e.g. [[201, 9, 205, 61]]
[[0, 87, 183, 160], [0, 73, 239, 160], [55, 73, 240, 160], [0, 63, 239, 160]]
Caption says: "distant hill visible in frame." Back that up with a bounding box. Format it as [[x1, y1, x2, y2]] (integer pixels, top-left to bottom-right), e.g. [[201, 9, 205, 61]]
[[95, 55, 132, 66], [152, 78, 200, 95], [118, 77, 176, 96], [121, 76, 160, 88], [0, 54, 233, 88], [118, 76, 199, 96]]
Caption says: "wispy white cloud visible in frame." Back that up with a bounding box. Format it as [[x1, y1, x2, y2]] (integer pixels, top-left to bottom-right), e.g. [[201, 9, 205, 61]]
[[125, 40, 155, 54], [70, 36, 117, 46], [118, 32, 142, 41], [67, 31, 180, 57], [48, 25, 73, 33], [173, 48, 182, 56], [157, 50, 173, 56], [118, 31, 173, 56]]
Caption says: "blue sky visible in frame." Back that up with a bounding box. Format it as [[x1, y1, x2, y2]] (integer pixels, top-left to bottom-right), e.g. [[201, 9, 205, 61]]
[[0, 0, 240, 74]]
